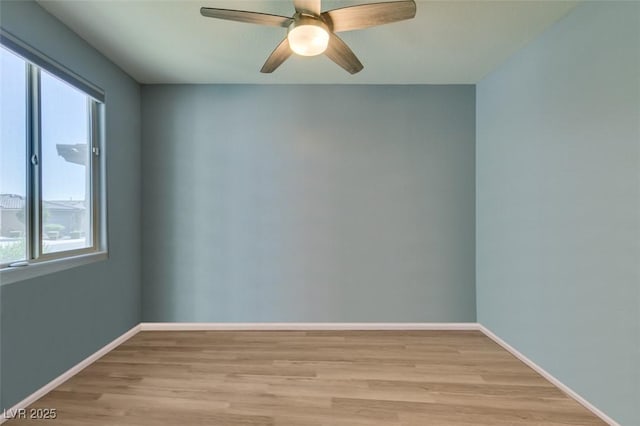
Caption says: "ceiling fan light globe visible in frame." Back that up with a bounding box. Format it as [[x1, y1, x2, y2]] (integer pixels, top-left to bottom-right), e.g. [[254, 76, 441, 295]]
[[288, 24, 329, 56]]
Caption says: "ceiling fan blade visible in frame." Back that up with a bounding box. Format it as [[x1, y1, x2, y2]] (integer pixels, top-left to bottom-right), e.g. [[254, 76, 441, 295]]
[[322, 0, 416, 32], [200, 7, 293, 27], [293, 0, 321, 15], [325, 32, 363, 74], [260, 38, 293, 73]]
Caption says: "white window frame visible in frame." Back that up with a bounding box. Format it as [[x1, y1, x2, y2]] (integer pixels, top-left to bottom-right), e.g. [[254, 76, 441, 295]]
[[0, 30, 108, 285]]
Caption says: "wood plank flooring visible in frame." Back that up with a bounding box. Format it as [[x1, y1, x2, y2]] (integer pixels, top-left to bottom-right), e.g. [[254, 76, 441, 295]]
[[7, 330, 605, 425]]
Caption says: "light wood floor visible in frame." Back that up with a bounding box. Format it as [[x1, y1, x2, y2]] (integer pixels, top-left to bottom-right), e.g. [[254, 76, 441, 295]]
[[8, 330, 604, 425]]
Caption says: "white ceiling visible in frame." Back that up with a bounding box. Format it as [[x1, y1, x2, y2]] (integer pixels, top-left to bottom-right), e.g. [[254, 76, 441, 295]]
[[37, 0, 578, 84]]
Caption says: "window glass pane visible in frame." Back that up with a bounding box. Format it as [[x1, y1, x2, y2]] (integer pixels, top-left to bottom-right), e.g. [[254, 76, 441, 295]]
[[0, 46, 28, 264], [40, 70, 92, 254]]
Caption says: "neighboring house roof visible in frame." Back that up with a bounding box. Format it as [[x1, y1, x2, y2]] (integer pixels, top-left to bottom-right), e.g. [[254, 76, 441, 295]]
[[0, 194, 85, 211], [0, 194, 25, 209]]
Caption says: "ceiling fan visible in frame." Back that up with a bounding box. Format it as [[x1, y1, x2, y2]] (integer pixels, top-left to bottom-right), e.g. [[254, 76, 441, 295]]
[[200, 0, 417, 74]]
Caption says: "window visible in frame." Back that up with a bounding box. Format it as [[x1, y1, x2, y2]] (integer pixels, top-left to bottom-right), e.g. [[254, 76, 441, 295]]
[[1, 34, 105, 273]]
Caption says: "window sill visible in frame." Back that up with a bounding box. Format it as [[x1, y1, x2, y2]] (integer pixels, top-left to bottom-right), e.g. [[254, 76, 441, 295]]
[[0, 251, 108, 286]]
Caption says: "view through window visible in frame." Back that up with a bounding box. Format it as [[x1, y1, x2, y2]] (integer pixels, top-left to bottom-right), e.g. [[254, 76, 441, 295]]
[[40, 70, 93, 254], [0, 45, 27, 264]]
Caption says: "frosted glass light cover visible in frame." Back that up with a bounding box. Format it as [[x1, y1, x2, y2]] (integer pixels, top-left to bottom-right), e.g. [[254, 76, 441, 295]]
[[288, 25, 329, 56]]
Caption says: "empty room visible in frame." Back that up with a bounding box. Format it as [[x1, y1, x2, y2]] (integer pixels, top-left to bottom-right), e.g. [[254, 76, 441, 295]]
[[0, 0, 638, 424]]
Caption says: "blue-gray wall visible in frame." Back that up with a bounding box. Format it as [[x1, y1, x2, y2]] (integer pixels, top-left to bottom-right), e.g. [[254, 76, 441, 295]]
[[142, 85, 476, 322], [0, 1, 141, 410], [476, 2, 639, 425]]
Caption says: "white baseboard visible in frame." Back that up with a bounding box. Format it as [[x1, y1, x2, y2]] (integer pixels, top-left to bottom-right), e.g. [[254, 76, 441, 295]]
[[0, 324, 140, 424], [139, 322, 481, 331], [1, 322, 616, 426], [478, 324, 619, 426]]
